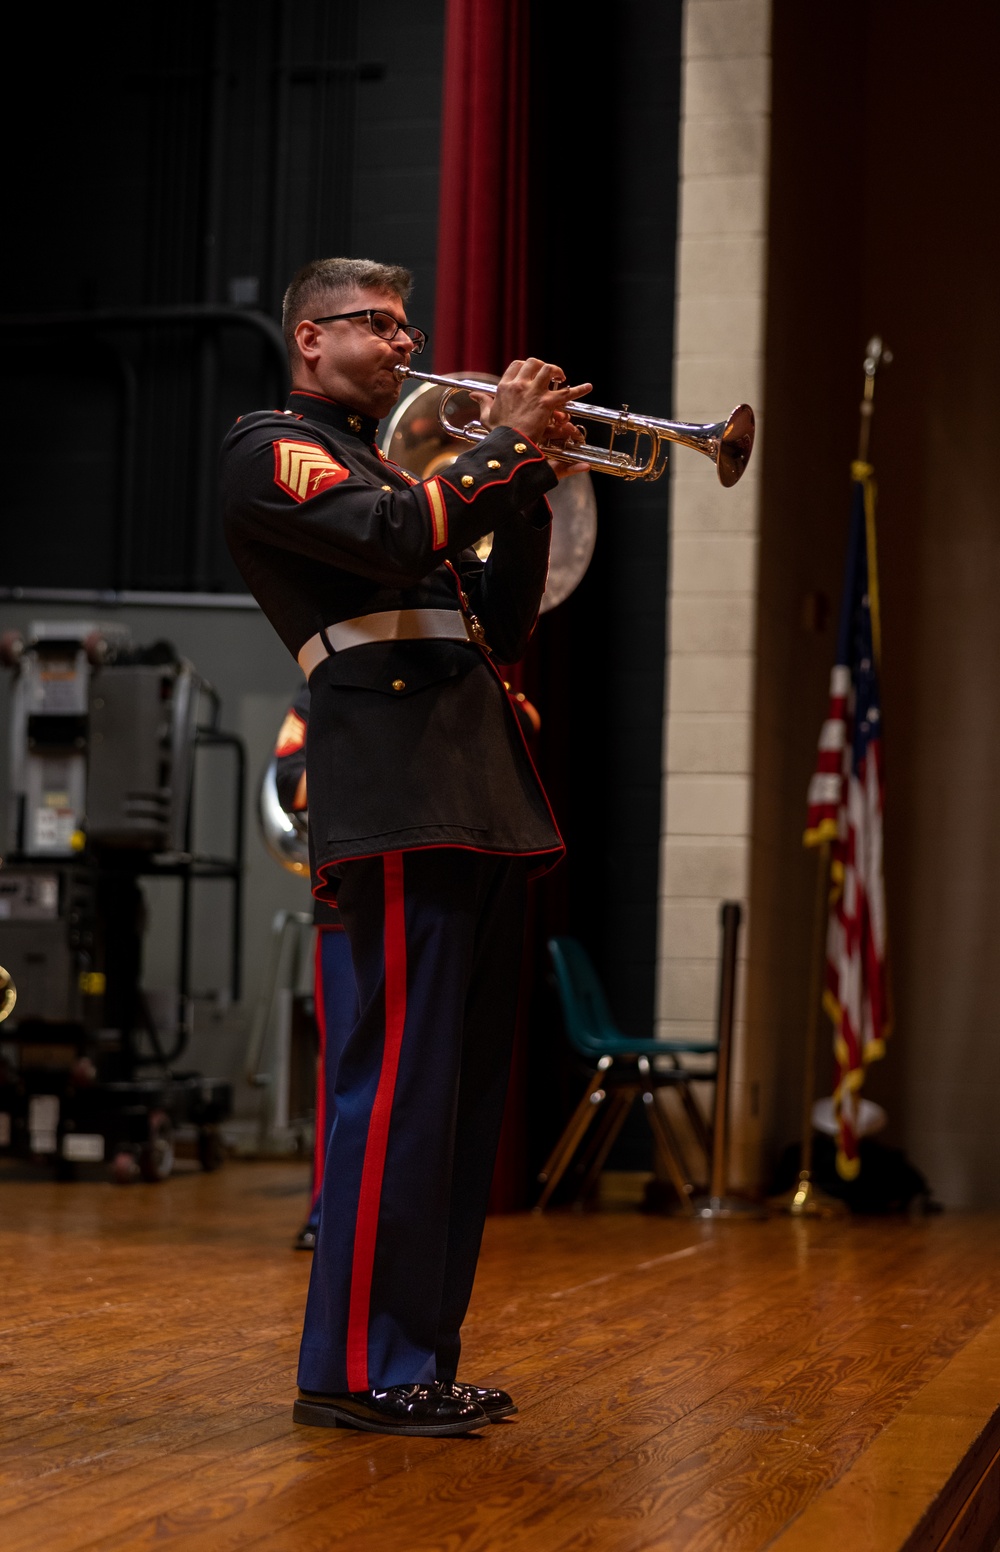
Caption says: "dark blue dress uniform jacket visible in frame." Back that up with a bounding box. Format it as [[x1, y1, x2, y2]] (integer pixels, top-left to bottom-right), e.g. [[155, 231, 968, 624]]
[[220, 391, 565, 899]]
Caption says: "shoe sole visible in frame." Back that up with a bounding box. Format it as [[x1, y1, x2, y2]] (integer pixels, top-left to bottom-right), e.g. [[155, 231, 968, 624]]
[[485, 1404, 518, 1421], [292, 1399, 489, 1436]]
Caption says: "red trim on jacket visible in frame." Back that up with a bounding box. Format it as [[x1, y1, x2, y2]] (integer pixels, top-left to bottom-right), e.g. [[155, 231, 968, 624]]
[[481, 651, 566, 859], [440, 565, 559, 845], [434, 446, 547, 504], [314, 834, 565, 910]]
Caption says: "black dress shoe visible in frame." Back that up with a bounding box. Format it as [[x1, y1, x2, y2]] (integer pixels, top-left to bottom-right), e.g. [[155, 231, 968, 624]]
[[293, 1222, 317, 1251], [293, 1385, 488, 1436], [438, 1380, 517, 1420]]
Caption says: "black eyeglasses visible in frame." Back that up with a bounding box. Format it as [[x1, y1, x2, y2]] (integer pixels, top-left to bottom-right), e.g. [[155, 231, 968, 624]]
[[311, 309, 428, 355]]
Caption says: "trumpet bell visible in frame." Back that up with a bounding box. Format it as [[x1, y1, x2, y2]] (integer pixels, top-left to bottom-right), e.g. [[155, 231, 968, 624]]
[[715, 404, 755, 488], [381, 373, 597, 613]]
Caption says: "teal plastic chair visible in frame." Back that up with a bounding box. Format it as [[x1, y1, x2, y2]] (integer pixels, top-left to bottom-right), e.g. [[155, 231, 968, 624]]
[[536, 936, 718, 1213]]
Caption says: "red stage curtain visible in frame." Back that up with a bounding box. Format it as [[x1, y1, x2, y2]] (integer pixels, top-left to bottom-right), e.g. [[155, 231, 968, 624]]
[[433, 0, 530, 375], [434, 0, 534, 1211]]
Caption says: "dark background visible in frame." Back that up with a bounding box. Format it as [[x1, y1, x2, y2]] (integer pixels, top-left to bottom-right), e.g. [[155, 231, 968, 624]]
[[0, 0, 683, 1182], [749, 1, 1000, 1203], [5, 0, 999, 1204]]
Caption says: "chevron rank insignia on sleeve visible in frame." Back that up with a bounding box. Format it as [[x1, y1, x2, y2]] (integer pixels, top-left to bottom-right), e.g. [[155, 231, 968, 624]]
[[273, 440, 350, 502], [275, 708, 306, 757]]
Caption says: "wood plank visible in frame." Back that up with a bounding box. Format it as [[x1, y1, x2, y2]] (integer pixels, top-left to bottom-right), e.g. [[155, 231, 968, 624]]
[[766, 1313, 1000, 1552], [2, 1163, 1000, 1551], [936, 1442, 1000, 1551]]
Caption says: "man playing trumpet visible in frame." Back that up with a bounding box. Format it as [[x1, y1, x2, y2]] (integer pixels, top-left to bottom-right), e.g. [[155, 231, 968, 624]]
[[222, 256, 589, 1436]]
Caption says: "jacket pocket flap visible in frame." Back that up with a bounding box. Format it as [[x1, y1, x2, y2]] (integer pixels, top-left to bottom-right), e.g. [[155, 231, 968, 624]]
[[321, 639, 480, 696]]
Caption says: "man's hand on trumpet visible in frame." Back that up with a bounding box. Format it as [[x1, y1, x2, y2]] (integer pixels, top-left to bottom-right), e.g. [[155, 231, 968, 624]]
[[542, 406, 592, 481], [472, 357, 592, 479]]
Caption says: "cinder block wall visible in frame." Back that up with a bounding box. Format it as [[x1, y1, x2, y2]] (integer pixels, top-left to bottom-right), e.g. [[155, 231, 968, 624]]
[[656, 0, 772, 1188]]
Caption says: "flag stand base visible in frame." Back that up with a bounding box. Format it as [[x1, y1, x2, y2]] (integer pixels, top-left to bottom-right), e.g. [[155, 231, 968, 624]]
[[690, 1192, 767, 1221], [769, 1170, 848, 1218]]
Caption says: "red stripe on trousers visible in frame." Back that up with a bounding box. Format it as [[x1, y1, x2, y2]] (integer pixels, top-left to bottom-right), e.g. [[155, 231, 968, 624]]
[[310, 931, 328, 1209], [345, 852, 407, 1391]]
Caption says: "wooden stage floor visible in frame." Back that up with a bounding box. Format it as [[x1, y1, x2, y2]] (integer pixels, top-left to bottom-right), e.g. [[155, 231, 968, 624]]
[[3, 1160, 1000, 1552]]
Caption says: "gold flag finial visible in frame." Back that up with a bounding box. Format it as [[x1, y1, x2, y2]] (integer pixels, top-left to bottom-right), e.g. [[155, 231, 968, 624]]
[[857, 335, 893, 463]]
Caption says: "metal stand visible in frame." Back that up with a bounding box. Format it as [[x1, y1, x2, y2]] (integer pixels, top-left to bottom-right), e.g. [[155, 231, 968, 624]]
[[770, 841, 846, 1219], [245, 909, 315, 1153], [690, 902, 766, 1219], [772, 1172, 845, 1218]]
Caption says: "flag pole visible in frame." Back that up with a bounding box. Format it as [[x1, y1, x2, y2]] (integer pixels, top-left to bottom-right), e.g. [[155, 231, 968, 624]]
[[771, 836, 846, 1216], [772, 336, 892, 1218]]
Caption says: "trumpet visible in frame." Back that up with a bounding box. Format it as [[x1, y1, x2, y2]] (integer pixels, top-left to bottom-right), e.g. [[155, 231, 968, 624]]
[[393, 365, 755, 487]]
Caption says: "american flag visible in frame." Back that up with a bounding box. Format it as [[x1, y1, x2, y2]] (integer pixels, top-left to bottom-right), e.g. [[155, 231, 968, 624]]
[[805, 462, 891, 1179]]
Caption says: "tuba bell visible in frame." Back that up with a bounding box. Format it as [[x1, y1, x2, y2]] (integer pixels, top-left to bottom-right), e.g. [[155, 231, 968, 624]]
[[381, 372, 598, 613], [256, 756, 310, 876], [0, 963, 15, 1024]]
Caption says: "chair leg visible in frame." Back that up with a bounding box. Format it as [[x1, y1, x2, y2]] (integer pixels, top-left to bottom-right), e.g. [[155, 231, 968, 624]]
[[642, 1095, 696, 1216], [576, 1089, 635, 1204], [638, 1060, 695, 1216], [564, 1092, 620, 1193], [658, 1053, 714, 1167], [678, 1079, 713, 1169], [534, 1061, 612, 1213]]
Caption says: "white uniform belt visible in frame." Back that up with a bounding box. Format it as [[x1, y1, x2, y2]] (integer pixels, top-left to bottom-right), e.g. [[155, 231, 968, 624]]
[[297, 608, 474, 678]]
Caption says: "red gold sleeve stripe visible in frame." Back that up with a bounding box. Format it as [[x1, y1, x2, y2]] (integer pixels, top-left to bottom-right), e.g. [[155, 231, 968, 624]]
[[275, 709, 307, 756], [425, 478, 448, 550]]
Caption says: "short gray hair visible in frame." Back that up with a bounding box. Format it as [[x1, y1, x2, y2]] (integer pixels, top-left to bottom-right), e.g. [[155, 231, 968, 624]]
[[282, 257, 414, 358]]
